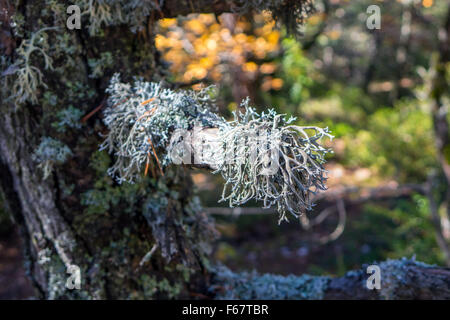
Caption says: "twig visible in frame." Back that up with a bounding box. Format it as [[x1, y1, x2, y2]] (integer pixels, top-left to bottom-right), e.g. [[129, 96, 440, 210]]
[[317, 198, 346, 244], [82, 99, 106, 123], [141, 97, 155, 105], [138, 243, 158, 269], [148, 137, 164, 176], [205, 183, 427, 216]]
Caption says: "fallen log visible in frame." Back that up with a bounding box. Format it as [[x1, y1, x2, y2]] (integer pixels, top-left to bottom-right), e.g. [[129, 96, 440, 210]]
[[212, 258, 450, 300]]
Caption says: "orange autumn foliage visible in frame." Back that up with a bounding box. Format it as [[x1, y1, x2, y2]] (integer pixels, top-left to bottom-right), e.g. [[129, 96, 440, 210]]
[[156, 13, 282, 90]]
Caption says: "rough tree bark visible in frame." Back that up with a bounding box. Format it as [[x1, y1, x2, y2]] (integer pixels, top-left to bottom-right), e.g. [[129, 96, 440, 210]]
[[0, 0, 449, 300], [0, 0, 224, 299]]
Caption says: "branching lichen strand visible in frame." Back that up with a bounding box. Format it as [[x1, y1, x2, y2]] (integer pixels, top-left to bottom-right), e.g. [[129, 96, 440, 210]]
[[102, 75, 332, 221]]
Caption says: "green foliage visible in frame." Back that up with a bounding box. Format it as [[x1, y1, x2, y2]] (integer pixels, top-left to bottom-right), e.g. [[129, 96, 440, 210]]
[[262, 38, 315, 112], [299, 87, 368, 126], [280, 38, 314, 103], [342, 196, 444, 267], [343, 102, 436, 182]]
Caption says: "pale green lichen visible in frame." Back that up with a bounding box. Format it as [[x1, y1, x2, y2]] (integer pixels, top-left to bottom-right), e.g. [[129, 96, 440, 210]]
[[52, 106, 84, 132], [88, 52, 114, 78], [32, 137, 73, 179], [9, 27, 58, 106]]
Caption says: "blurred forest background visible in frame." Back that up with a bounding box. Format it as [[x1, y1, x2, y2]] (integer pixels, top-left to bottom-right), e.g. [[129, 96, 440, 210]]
[[1, 0, 450, 298]]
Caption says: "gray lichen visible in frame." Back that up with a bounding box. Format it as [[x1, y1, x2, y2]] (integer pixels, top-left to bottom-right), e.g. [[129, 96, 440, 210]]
[[213, 100, 333, 222], [377, 257, 436, 300], [211, 265, 330, 299], [211, 257, 445, 300], [88, 52, 114, 79], [52, 106, 84, 132], [101, 75, 332, 221], [100, 73, 223, 183]]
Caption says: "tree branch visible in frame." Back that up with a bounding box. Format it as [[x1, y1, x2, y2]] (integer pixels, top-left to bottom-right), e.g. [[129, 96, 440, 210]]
[[205, 183, 427, 216], [161, 0, 235, 18], [324, 258, 450, 300], [213, 258, 450, 299]]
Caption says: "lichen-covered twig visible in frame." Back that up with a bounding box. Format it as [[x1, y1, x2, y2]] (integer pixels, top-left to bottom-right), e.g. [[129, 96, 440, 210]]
[[212, 102, 333, 222], [9, 27, 58, 106], [100, 74, 221, 183], [101, 74, 332, 221]]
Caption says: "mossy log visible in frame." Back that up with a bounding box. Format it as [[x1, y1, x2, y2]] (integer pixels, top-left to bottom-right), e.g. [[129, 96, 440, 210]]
[[213, 258, 450, 300]]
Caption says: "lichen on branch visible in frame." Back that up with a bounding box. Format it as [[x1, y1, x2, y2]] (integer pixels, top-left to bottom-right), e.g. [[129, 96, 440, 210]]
[[213, 101, 333, 222], [101, 74, 332, 221], [100, 73, 223, 182]]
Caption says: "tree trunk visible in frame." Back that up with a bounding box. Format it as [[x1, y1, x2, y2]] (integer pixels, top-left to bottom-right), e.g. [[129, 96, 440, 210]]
[[0, 0, 222, 299], [428, 4, 450, 267]]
